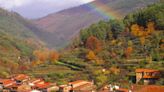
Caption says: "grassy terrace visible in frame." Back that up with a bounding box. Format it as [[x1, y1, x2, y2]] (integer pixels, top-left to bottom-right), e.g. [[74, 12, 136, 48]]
[[25, 61, 91, 85]]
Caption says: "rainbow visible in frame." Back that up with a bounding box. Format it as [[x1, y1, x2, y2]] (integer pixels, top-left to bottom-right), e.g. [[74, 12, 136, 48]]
[[87, 0, 122, 19]]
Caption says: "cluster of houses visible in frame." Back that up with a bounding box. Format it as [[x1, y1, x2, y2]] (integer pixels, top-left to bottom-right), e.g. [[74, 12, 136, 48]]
[[0, 74, 95, 92], [59, 80, 95, 92], [0, 74, 58, 92], [0, 68, 163, 92], [101, 68, 164, 92], [135, 68, 161, 85]]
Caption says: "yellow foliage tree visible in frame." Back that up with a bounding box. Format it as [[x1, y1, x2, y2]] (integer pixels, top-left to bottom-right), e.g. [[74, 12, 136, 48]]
[[138, 26, 144, 37], [86, 50, 97, 61], [147, 22, 155, 34], [131, 22, 155, 45], [131, 24, 140, 36], [128, 40, 133, 46], [139, 37, 146, 45]]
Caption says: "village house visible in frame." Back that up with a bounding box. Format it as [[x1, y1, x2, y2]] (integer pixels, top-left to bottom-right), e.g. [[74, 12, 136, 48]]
[[0, 74, 59, 92], [59, 85, 72, 92], [29, 78, 45, 88], [4, 83, 19, 92], [59, 80, 94, 92], [135, 69, 160, 85], [14, 74, 30, 85], [115, 88, 130, 92], [0, 79, 16, 92], [34, 82, 51, 92], [17, 84, 32, 92], [132, 85, 164, 92], [105, 84, 132, 92], [47, 84, 59, 92], [33, 80, 58, 92]]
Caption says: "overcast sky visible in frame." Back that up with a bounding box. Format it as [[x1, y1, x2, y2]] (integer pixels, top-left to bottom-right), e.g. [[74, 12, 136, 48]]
[[0, 0, 94, 19]]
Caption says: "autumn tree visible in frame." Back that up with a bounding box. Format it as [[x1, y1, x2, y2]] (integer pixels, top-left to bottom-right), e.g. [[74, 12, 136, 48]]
[[33, 49, 49, 63], [131, 22, 155, 45], [139, 37, 146, 46], [147, 22, 155, 34], [86, 50, 97, 61], [49, 50, 59, 63], [86, 36, 102, 52], [125, 47, 133, 58], [124, 3, 164, 30], [110, 67, 120, 75], [131, 24, 140, 36], [31, 60, 37, 67], [19, 65, 28, 71]]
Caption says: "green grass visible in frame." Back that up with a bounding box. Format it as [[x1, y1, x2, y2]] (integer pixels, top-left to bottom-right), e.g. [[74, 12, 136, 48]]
[[25, 63, 89, 85]]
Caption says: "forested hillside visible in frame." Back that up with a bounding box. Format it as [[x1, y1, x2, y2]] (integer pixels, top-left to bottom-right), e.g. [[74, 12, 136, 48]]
[[34, 0, 159, 48], [0, 8, 44, 77], [24, 2, 164, 88]]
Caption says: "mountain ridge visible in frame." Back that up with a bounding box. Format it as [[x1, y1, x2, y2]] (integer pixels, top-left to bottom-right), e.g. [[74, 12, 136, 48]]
[[34, 0, 159, 48]]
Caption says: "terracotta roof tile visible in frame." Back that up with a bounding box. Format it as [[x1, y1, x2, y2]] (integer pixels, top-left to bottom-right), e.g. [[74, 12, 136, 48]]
[[5, 83, 18, 88], [116, 88, 129, 92], [143, 75, 159, 79], [135, 69, 159, 73], [35, 82, 50, 89], [135, 85, 164, 92], [30, 79, 44, 84], [72, 83, 92, 90], [69, 80, 85, 85], [14, 74, 29, 81], [0, 79, 16, 87]]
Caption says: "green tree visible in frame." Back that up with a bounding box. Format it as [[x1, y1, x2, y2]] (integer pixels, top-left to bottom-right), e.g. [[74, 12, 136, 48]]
[[109, 20, 125, 39]]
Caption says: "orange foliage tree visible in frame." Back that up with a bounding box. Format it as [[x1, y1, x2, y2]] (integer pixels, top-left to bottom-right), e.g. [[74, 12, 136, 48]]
[[125, 47, 133, 58], [33, 49, 49, 63], [32, 49, 60, 66], [31, 61, 37, 67], [49, 51, 59, 63], [86, 36, 102, 52]]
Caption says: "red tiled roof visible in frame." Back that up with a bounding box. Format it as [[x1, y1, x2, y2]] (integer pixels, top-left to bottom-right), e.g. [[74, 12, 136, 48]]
[[134, 85, 164, 92], [72, 83, 92, 90], [5, 83, 18, 88], [143, 75, 159, 79], [0, 79, 16, 87], [30, 79, 44, 84], [14, 74, 29, 81], [135, 69, 159, 73], [116, 88, 129, 92], [69, 80, 85, 85], [35, 82, 50, 89]]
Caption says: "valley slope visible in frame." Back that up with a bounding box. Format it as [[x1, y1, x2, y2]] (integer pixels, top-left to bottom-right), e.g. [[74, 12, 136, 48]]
[[34, 0, 159, 48], [0, 8, 43, 76]]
